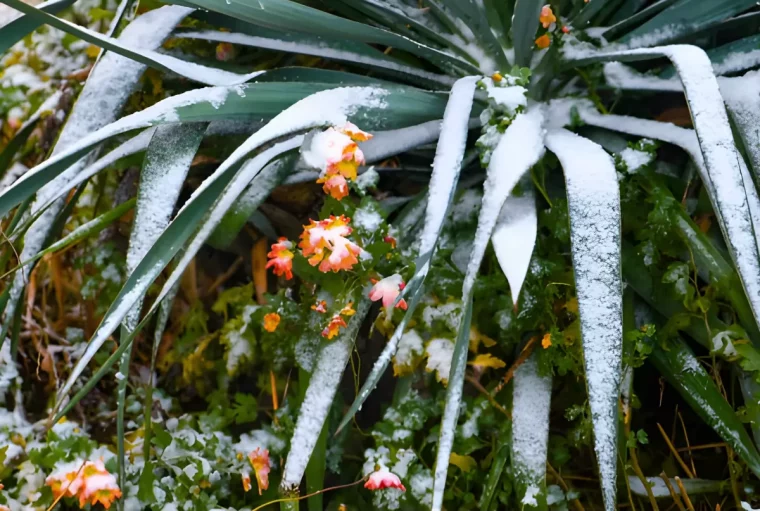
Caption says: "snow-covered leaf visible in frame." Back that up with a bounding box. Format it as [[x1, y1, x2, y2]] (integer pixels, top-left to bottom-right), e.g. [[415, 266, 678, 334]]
[[1, 5, 191, 349], [431, 107, 545, 510], [2, 0, 273, 86], [649, 335, 760, 477], [567, 45, 760, 338], [0, 0, 74, 54], [280, 296, 371, 492], [491, 175, 537, 306], [178, 29, 452, 86], [335, 76, 479, 436], [544, 128, 622, 511], [53, 86, 402, 413], [511, 352, 552, 510], [116, 123, 206, 486]]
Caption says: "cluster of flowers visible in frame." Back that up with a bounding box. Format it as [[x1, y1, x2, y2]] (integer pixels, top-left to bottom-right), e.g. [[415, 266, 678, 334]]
[[264, 122, 407, 339], [534, 4, 570, 50], [44, 459, 121, 509]]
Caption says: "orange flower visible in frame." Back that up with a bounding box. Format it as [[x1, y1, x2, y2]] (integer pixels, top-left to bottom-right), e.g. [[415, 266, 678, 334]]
[[539, 5, 556, 28], [319, 173, 350, 200], [369, 274, 408, 314], [562, 25, 570, 33], [322, 315, 348, 339], [215, 42, 235, 61], [46, 459, 122, 510], [383, 235, 397, 249], [535, 34, 551, 49], [306, 122, 373, 201], [312, 300, 328, 313], [542, 333, 552, 349], [248, 448, 271, 495], [265, 237, 294, 280], [299, 215, 362, 273], [263, 313, 280, 332], [340, 302, 356, 317], [242, 472, 252, 492]]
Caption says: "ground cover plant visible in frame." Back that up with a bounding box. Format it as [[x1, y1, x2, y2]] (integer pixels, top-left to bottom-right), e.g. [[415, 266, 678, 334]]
[[4, 0, 760, 510]]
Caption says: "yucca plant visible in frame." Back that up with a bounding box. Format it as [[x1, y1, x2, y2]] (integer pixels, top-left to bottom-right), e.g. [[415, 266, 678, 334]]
[[5, 0, 760, 509]]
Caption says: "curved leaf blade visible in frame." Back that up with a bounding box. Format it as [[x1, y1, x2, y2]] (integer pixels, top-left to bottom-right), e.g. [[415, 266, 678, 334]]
[[544, 128, 622, 511], [335, 76, 479, 435], [512, 0, 542, 67], [280, 295, 371, 492], [0, 0, 74, 54]]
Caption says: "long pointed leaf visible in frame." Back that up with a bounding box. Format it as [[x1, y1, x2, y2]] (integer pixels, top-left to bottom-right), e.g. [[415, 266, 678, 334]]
[[566, 46, 760, 339], [280, 296, 371, 492], [649, 335, 760, 477], [511, 351, 552, 510], [54, 86, 409, 407], [432, 108, 545, 510], [491, 176, 538, 306], [116, 123, 206, 492], [177, 29, 453, 86], [513, 0, 542, 67], [544, 128, 622, 511], [1, 0, 271, 86], [0, 0, 74, 54], [335, 76, 479, 435]]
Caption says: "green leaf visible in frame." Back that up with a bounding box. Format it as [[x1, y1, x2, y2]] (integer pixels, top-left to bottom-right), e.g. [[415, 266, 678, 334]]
[[173, 0, 477, 73], [649, 335, 760, 477], [335, 77, 479, 435], [545, 129, 622, 511], [619, 0, 758, 46], [116, 123, 206, 494], [280, 295, 371, 493], [1, 0, 264, 86], [176, 27, 453, 87], [512, 0, 542, 67], [0, 0, 75, 55]]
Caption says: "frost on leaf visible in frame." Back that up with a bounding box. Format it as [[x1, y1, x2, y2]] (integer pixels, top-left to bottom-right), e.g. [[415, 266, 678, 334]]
[[544, 129, 622, 511]]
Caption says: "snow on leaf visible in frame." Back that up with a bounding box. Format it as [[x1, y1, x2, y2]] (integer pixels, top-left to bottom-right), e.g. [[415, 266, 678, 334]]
[[512, 352, 551, 509], [431, 106, 545, 511], [56, 86, 390, 408], [544, 128, 622, 511], [335, 77, 479, 436], [280, 296, 371, 492], [491, 175, 537, 306], [179, 30, 452, 86], [1, 5, 192, 349], [568, 45, 760, 338]]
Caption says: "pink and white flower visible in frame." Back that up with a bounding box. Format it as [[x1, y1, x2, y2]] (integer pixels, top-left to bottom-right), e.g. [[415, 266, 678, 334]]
[[369, 274, 408, 314], [364, 469, 406, 491]]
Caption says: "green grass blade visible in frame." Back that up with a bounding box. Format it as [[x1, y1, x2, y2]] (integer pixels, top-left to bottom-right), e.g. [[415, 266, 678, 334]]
[[511, 351, 552, 510], [512, 0, 542, 67], [544, 129, 622, 511], [335, 77, 478, 435], [0, 0, 74, 54], [573, 0, 615, 27], [280, 295, 371, 493], [1, 0, 270, 86], [5, 198, 135, 276]]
